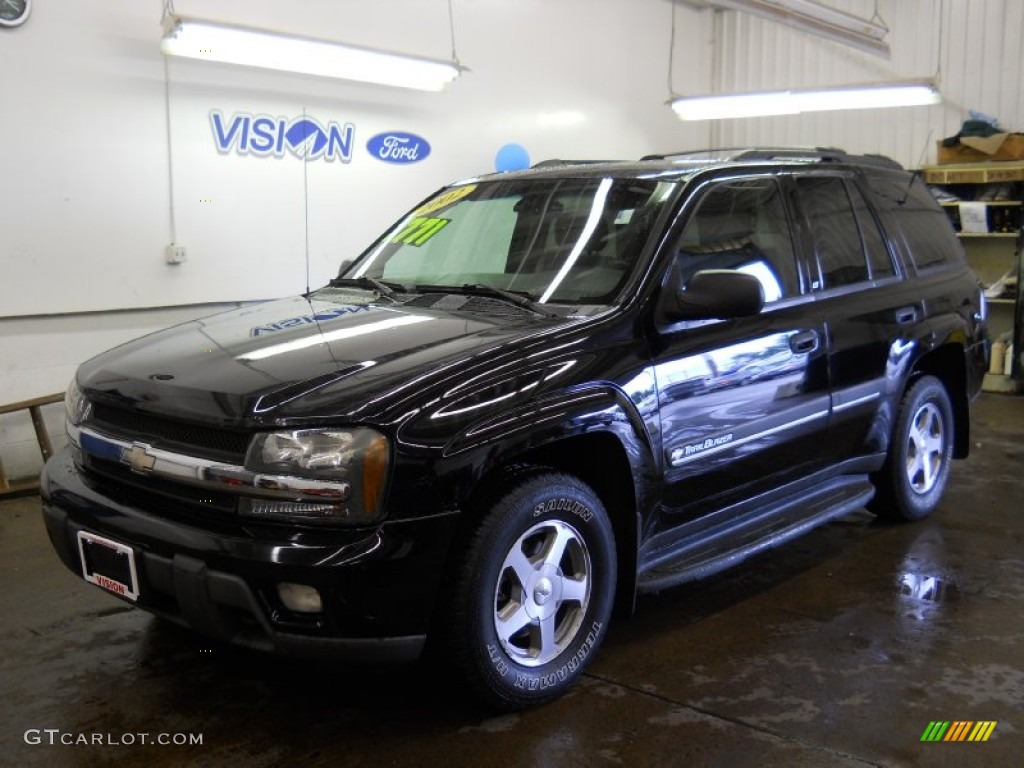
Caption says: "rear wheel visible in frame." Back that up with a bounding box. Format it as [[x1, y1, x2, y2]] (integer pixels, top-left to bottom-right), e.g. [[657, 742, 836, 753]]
[[448, 472, 616, 710], [870, 375, 953, 521]]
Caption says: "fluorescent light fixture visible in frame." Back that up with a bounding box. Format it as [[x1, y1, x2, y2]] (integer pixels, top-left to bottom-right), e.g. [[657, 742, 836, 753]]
[[681, 0, 891, 58], [672, 80, 941, 121], [161, 16, 463, 91]]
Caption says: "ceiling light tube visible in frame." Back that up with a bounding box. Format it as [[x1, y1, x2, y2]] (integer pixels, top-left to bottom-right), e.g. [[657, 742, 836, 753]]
[[161, 16, 463, 91], [672, 80, 940, 121]]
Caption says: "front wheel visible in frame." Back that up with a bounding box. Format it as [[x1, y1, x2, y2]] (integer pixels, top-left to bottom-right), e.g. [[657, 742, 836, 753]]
[[870, 375, 954, 521], [448, 472, 616, 710]]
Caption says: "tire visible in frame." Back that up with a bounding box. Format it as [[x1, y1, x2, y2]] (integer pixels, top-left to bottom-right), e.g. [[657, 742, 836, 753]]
[[870, 375, 954, 522], [448, 472, 616, 710]]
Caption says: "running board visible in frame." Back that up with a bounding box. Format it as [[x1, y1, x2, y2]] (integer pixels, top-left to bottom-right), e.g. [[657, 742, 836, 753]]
[[636, 476, 875, 593]]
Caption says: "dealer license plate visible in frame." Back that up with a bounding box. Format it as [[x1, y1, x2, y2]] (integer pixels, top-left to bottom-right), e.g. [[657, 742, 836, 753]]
[[76, 531, 139, 602]]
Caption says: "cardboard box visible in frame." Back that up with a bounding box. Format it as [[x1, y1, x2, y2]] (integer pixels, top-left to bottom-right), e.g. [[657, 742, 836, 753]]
[[937, 133, 1024, 164]]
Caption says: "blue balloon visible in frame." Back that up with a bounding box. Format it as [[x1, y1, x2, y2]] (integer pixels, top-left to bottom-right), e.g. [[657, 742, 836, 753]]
[[495, 143, 530, 172]]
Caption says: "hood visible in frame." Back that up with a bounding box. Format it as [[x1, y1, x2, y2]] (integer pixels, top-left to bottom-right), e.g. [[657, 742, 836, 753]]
[[78, 290, 566, 426]]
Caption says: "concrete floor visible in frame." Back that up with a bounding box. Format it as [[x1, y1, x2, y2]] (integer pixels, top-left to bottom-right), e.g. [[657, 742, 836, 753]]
[[1, 394, 1022, 767]]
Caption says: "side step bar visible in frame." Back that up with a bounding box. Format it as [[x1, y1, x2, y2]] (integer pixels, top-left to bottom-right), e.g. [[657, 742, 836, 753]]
[[637, 476, 875, 593]]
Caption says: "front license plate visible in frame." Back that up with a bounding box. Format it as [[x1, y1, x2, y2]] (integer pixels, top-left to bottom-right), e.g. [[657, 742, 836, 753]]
[[76, 531, 139, 602]]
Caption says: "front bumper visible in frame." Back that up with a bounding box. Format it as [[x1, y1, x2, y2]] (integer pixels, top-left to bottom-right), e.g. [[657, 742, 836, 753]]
[[40, 448, 459, 662]]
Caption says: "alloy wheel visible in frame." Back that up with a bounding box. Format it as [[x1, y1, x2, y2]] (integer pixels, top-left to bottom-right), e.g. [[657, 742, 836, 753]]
[[492, 520, 591, 667], [905, 402, 945, 494]]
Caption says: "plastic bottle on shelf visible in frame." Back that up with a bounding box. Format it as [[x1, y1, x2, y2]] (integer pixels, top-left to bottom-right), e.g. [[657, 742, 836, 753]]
[[990, 338, 1007, 374], [1005, 343, 1015, 377]]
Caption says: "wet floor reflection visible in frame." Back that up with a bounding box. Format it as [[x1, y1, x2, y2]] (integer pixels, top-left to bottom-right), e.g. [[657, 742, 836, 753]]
[[895, 527, 960, 605], [899, 572, 958, 603]]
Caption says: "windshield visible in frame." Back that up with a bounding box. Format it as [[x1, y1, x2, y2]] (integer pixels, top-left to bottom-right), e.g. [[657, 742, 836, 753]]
[[345, 177, 676, 305]]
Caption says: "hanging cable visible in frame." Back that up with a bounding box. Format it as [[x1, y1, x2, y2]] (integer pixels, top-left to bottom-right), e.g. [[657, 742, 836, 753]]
[[667, 1, 677, 97], [703, 10, 727, 150], [161, 0, 178, 246], [869, 0, 889, 34], [163, 53, 177, 246], [447, 0, 461, 66], [710, 7, 719, 96], [302, 107, 312, 296]]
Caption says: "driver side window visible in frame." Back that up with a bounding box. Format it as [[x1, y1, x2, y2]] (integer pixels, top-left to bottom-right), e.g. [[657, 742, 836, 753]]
[[677, 178, 800, 303]]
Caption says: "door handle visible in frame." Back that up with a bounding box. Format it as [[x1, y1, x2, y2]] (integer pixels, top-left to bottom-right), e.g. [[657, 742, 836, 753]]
[[895, 306, 917, 325], [790, 330, 819, 354]]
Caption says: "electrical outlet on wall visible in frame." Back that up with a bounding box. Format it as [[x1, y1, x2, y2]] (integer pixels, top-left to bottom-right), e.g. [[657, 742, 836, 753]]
[[165, 244, 187, 264]]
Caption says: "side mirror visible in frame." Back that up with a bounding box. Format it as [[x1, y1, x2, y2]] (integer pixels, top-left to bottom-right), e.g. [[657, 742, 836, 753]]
[[665, 269, 765, 321], [337, 259, 354, 277]]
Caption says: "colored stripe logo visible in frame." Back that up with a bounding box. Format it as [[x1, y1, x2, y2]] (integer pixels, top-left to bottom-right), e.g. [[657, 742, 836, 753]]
[[921, 721, 997, 742]]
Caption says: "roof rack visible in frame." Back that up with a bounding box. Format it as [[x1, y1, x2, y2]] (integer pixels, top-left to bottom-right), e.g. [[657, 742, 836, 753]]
[[640, 147, 903, 170], [530, 159, 618, 169], [640, 147, 838, 161]]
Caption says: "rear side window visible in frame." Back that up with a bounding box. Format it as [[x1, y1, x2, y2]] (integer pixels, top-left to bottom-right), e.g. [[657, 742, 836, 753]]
[[677, 178, 800, 303], [796, 176, 868, 290], [867, 175, 962, 271]]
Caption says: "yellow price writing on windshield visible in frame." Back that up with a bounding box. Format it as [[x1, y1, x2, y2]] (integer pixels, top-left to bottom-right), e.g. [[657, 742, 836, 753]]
[[413, 184, 477, 216], [391, 217, 450, 246]]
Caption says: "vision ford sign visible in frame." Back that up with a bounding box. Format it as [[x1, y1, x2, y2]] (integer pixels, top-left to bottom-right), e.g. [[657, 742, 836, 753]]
[[211, 111, 355, 163], [367, 132, 431, 164]]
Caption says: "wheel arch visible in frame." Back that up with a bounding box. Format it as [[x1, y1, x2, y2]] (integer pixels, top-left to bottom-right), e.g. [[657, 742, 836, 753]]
[[908, 342, 970, 459], [493, 432, 641, 618], [442, 388, 655, 619]]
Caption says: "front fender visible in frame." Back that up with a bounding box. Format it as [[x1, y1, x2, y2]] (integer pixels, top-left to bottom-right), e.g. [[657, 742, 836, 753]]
[[435, 384, 659, 617], [440, 384, 659, 522]]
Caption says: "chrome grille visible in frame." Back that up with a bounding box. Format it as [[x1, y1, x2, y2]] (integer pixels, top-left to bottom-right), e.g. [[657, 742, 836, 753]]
[[90, 403, 250, 462]]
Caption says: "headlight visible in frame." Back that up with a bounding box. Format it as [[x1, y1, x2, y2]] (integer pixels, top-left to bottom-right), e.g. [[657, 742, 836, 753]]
[[64, 375, 91, 428], [241, 428, 390, 525]]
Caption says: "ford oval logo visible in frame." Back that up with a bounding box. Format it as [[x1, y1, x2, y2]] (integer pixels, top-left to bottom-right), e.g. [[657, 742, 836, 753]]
[[367, 132, 431, 164]]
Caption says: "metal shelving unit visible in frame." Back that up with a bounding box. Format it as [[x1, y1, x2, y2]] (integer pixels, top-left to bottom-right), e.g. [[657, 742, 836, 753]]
[[922, 162, 1024, 393]]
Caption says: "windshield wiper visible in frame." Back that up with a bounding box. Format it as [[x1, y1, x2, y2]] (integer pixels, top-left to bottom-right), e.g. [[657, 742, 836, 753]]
[[329, 275, 404, 301], [415, 283, 560, 318]]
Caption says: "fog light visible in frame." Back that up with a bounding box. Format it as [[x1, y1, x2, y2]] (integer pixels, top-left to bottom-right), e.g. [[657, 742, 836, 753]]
[[277, 582, 323, 613]]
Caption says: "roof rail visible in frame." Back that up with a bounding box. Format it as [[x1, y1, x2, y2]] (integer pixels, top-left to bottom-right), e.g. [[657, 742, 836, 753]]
[[641, 147, 903, 169], [734, 148, 903, 169], [530, 159, 618, 169], [641, 146, 846, 161]]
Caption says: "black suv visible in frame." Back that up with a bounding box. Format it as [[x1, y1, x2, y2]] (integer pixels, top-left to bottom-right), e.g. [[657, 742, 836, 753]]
[[42, 148, 987, 709]]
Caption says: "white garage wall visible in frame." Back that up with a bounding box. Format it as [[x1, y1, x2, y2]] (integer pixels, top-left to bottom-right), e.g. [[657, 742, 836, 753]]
[[0, 0, 712, 480], [0, 303, 248, 482], [706, 0, 1024, 167], [0, 0, 713, 319]]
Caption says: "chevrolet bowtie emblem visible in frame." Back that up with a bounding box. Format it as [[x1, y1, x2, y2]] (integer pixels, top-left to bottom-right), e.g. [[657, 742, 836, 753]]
[[122, 443, 157, 474]]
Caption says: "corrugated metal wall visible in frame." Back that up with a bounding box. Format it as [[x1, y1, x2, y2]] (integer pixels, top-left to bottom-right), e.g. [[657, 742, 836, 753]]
[[701, 0, 1024, 167]]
